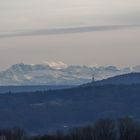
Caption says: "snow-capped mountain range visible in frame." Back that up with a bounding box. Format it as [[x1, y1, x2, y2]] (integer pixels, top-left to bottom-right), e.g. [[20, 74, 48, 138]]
[[0, 62, 140, 85]]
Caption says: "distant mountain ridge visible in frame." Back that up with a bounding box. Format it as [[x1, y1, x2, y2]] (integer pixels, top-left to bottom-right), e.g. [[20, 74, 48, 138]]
[[0, 62, 140, 85]]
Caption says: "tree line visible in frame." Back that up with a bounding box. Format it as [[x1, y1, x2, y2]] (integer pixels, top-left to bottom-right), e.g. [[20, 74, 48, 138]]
[[1, 117, 140, 140]]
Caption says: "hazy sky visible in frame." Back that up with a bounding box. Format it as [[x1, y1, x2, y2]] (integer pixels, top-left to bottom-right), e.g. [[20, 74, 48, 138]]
[[0, 0, 140, 69]]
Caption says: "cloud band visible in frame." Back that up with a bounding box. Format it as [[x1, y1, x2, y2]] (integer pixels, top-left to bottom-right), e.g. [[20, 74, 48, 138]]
[[0, 24, 139, 38]]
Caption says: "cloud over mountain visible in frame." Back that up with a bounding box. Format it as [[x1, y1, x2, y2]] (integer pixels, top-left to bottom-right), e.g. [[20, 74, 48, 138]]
[[43, 61, 68, 69]]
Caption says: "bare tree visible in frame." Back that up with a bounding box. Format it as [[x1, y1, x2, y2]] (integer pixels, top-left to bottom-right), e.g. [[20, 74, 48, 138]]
[[0, 128, 26, 140], [118, 117, 140, 140], [93, 119, 116, 140]]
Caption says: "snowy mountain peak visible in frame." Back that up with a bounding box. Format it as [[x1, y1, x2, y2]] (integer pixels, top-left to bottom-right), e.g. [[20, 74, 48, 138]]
[[0, 63, 139, 85], [10, 63, 33, 72]]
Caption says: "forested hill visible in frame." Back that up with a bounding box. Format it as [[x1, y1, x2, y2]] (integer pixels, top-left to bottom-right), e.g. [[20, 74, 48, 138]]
[[0, 83, 140, 134], [94, 72, 140, 85]]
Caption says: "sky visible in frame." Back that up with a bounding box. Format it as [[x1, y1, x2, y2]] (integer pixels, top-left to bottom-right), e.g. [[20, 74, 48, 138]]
[[0, 0, 140, 70]]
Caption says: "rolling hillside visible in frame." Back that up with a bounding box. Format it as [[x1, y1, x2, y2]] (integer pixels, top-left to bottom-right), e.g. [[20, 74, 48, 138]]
[[0, 73, 140, 134]]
